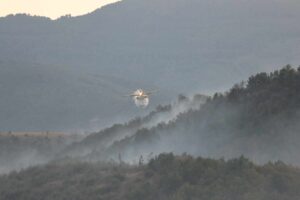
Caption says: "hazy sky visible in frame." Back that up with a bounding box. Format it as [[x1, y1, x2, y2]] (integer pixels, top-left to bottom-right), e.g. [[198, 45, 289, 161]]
[[0, 0, 120, 19]]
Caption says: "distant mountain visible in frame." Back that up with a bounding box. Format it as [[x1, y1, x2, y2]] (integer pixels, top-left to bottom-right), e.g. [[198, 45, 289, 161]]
[[0, 0, 300, 130]]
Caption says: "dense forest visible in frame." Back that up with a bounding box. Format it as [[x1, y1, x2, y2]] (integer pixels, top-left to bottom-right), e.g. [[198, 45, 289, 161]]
[[0, 154, 300, 200]]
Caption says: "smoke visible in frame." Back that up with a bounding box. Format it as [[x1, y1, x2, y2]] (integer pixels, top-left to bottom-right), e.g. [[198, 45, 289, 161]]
[[0, 133, 80, 174], [4, 67, 300, 173], [0, 149, 48, 174], [80, 88, 300, 167], [59, 94, 208, 160], [45, 67, 300, 167]]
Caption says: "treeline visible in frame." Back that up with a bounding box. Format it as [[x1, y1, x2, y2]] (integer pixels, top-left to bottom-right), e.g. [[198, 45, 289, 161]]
[[223, 64, 300, 129], [0, 153, 300, 200]]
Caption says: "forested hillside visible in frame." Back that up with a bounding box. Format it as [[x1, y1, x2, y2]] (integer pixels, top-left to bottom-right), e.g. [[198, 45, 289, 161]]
[[62, 66, 300, 165], [2, 66, 300, 174], [1, 154, 300, 200]]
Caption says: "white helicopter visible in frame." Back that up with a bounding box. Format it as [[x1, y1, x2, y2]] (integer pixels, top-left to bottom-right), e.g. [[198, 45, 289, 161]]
[[126, 89, 158, 108]]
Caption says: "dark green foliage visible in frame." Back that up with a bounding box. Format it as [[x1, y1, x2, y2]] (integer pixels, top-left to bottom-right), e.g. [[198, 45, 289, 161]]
[[226, 65, 300, 123], [1, 154, 300, 200]]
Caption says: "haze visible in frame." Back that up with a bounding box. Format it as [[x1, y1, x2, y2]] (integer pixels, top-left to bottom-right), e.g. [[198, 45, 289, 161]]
[[0, 0, 120, 19], [1, 0, 300, 132]]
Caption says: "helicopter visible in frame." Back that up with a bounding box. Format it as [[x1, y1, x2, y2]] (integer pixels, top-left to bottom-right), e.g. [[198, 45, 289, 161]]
[[125, 89, 158, 108]]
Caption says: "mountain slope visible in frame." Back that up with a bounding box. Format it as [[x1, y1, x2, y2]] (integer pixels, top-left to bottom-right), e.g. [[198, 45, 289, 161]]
[[1, 66, 300, 174], [63, 66, 300, 165]]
